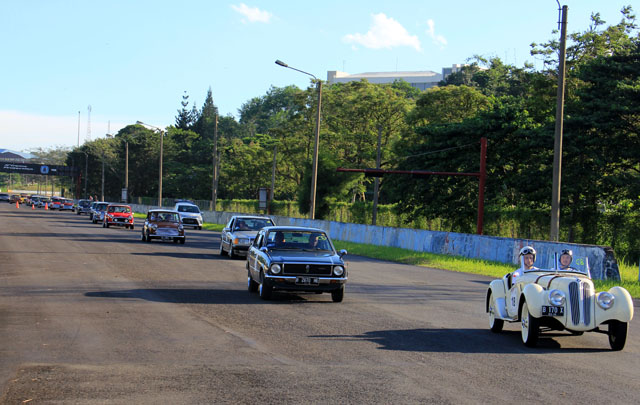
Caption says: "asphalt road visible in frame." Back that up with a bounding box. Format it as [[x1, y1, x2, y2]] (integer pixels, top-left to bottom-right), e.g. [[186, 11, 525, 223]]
[[1, 203, 639, 404]]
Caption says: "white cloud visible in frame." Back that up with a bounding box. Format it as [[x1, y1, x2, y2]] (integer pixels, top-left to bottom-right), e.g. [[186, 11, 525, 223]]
[[343, 13, 422, 51], [426, 19, 447, 48], [231, 3, 273, 23], [0, 110, 128, 151]]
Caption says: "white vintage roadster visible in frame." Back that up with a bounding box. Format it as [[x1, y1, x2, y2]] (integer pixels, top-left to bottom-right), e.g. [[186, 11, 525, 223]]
[[486, 254, 634, 350]]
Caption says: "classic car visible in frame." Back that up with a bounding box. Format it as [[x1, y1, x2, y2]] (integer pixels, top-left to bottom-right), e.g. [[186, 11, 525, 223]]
[[37, 197, 51, 208], [174, 201, 203, 230], [61, 198, 74, 211], [0, 192, 9, 203], [76, 199, 92, 215], [92, 202, 110, 224], [49, 197, 63, 210], [486, 250, 634, 350], [246, 226, 348, 302], [103, 204, 134, 229], [9, 194, 22, 204], [141, 209, 185, 244], [88, 201, 98, 220], [220, 215, 275, 258]]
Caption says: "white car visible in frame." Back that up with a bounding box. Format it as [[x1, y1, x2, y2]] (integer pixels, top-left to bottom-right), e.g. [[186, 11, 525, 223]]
[[220, 215, 275, 258], [486, 254, 634, 350], [174, 201, 203, 230]]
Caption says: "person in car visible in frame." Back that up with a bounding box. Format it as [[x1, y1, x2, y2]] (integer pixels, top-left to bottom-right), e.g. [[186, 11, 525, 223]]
[[509, 246, 538, 285], [274, 232, 286, 248], [558, 249, 575, 270]]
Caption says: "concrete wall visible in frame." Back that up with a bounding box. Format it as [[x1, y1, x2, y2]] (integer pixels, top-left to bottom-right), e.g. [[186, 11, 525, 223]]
[[131, 204, 620, 281]]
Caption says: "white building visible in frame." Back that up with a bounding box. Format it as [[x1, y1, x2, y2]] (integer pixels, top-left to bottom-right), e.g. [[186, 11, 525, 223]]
[[327, 64, 466, 90]]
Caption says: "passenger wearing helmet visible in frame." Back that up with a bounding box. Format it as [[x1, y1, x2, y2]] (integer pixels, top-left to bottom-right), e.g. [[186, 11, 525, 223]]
[[512, 246, 538, 279], [558, 249, 575, 271]]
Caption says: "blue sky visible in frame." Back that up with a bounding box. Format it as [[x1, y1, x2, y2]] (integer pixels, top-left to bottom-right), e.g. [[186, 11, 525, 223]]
[[0, 0, 634, 151]]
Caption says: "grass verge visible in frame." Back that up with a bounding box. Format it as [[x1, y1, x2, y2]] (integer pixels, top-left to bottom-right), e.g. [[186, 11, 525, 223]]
[[333, 240, 640, 299]]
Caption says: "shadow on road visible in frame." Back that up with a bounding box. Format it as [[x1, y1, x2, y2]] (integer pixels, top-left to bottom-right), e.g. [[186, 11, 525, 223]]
[[85, 288, 255, 304], [309, 328, 611, 354]]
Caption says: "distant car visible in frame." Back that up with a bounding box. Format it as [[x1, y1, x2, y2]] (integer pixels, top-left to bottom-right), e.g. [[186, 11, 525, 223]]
[[49, 197, 63, 210], [103, 204, 134, 229], [141, 209, 185, 243], [92, 202, 110, 224], [61, 198, 74, 211], [174, 201, 203, 230], [246, 226, 348, 302], [37, 197, 51, 208], [76, 199, 92, 215], [487, 253, 634, 350], [220, 215, 275, 258], [88, 201, 99, 220], [0, 193, 10, 203], [9, 194, 21, 204]]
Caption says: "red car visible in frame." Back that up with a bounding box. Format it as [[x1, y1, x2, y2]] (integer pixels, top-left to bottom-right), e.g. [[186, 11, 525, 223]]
[[103, 204, 134, 229]]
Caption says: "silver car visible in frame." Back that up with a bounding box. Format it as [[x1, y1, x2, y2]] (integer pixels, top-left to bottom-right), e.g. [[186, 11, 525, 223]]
[[174, 202, 203, 230], [92, 202, 110, 224], [219, 215, 275, 258]]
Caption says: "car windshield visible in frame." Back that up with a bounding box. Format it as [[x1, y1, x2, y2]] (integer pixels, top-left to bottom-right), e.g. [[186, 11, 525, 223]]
[[234, 218, 274, 231], [109, 206, 131, 213], [178, 205, 199, 213], [153, 212, 179, 222], [265, 230, 332, 251]]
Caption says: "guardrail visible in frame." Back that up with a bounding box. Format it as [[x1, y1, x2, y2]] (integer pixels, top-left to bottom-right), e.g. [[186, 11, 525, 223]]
[[129, 203, 620, 281]]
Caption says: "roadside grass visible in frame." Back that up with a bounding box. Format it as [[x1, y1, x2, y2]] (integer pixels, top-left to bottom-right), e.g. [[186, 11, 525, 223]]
[[333, 240, 640, 298]]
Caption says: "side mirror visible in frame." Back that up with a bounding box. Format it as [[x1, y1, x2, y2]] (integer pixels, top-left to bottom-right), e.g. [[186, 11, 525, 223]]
[[339, 249, 347, 258], [260, 247, 269, 253], [223, 227, 230, 232]]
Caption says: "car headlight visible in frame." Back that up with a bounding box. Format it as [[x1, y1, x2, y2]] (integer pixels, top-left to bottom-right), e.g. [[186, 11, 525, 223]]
[[548, 289, 566, 306], [597, 292, 615, 310], [270, 264, 282, 275], [150, 224, 158, 230], [234, 238, 249, 245], [333, 266, 345, 276], [178, 224, 184, 231]]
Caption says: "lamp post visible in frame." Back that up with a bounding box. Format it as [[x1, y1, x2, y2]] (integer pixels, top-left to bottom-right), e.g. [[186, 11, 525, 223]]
[[136, 121, 165, 207], [275, 59, 322, 220]]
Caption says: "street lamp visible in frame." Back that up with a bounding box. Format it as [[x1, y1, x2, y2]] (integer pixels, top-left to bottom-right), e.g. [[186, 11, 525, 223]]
[[136, 121, 165, 207], [275, 59, 322, 220]]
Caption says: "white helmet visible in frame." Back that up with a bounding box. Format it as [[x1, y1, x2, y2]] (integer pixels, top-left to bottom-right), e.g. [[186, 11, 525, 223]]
[[519, 246, 536, 262]]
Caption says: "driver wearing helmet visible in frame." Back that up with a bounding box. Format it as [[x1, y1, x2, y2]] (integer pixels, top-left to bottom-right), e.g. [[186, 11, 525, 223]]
[[509, 246, 538, 285], [558, 249, 575, 271]]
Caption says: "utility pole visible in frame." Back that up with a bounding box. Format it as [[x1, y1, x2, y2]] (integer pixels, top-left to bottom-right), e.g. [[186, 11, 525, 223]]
[[270, 145, 277, 214], [211, 114, 219, 211], [550, 3, 568, 241], [372, 126, 382, 225]]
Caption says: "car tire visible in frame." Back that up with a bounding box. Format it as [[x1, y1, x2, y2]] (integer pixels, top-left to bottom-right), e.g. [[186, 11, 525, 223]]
[[219, 240, 226, 256], [173, 238, 179, 243], [520, 301, 539, 347], [141, 231, 146, 242], [145, 231, 152, 242], [488, 292, 504, 333], [259, 272, 272, 300], [228, 247, 235, 259], [608, 320, 628, 351], [106, 223, 110, 228], [331, 285, 345, 302], [198, 226, 202, 230], [130, 225, 134, 230], [248, 270, 259, 293], [102, 221, 106, 228], [180, 238, 185, 245]]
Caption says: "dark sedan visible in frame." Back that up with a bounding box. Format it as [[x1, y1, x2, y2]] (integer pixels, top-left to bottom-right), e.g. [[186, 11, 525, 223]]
[[246, 226, 348, 302]]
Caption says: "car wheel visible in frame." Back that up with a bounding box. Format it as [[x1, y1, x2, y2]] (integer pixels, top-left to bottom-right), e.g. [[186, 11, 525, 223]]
[[488, 292, 504, 333], [248, 269, 259, 293], [106, 223, 110, 228], [145, 231, 152, 242], [259, 272, 272, 300], [198, 226, 202, 230], [520, 301, 539, 347], [130, 225, 134, 230], [608, 320, 628, 351], [331, 285, 345, 302], [102, 221, 106, 228], [180, 238, 185, 245], [219, 240, 226, 256], [173, 238, 179, 243], [228, 247, 235, 259], [141, 231, 146, 242]]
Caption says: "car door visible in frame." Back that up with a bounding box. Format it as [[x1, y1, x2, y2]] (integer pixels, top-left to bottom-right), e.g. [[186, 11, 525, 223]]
[[223, 217, 236, 252], [248, 231, 264, 278]]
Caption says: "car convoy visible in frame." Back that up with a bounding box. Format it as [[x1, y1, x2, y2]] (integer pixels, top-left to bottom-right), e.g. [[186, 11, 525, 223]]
[[9, 195, 634, 350]]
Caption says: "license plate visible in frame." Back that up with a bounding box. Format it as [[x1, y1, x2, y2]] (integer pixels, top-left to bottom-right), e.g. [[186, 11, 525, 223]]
[[161, 236, 172, 241], [296, 276, 319, 285], [542, 306, 564, 316]]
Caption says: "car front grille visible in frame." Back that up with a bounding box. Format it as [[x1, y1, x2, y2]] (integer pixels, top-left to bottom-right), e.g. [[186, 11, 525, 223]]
[[282, 263, 333, 276], [568, 281, 592, 326], [182, 218, 198, 224]]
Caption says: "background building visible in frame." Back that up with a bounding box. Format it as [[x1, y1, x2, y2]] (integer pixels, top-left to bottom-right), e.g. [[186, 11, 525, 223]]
[[327, 64, 466, 90]]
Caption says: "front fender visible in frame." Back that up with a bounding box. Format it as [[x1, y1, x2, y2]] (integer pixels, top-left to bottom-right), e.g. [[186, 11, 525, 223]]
[[487, 279, 508, 318], [596, 286, 634, 324], [521, 283, 546, 318]]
